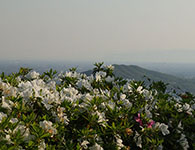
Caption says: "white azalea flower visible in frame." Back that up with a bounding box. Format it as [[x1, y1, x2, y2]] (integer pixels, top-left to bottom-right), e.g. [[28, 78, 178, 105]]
[[47, 81, 56, 90], [176, 121, 183, 133], [145, 104, 152, 118], [65, 71, 72, 77], [38, 140, 46, 150], [178, 134, 189, 150], [16, 76, 22, 82], [93, 88, 100, 95], [107, 101, 115, 110], [123, 83, 133, 93], [95, 71, 106, 82], [64, 86, 81, 104], [89, 143, 104, 150], [120, 94, 126, 100], [115, 134, 124, 149], [191, 103, 195, 110], [5, 134, 12, 143], [95, 73, 101, 82], [182, 103, 193, 115], [18, 81, 32, 89], [84, 93, 93, 101], [86, 74, 93, 82], [18, 81, 33, 100], [23, 127, 35, 141], [134, 131, 142, 148], [98, 71, 106, 78], [40, 120, 57, 136], [2, 96, 14, 110], [27, 71, 40, 79], [154, 122, 160, 128], [10, 118, 18, 124], [122, 99, 132, 108], [0, 81, 9, 91], [0, 78, 17, 97], [31, 79, 45, 88], [178, 121, 183, 129], [42, 99, 53, 110], [157, 145, 163, 150], [142, 89, 153, 100], [145, 109, 152, 118], [105, 76, 114, 82], [13, 125, 26, 134], [137, 86, 143, 93], [57, 107, 69, 125], [13, 125, 33, 141], [81, 140, 90, 149], [183, 103, 190, 111], [21, 89, 33, 100], [65, 71, 80, 78], [159, 123, 170, 135], [0, 112, 7, 123], [175, 103, 183, 112], [105, 65, 114, 70], [2, 86, 17, 97], [77, 79, 92, 90], [93, 111, 108, 127]]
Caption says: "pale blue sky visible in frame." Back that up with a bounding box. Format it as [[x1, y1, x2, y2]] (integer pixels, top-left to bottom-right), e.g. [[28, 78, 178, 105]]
[[0, 0, 195, 63]]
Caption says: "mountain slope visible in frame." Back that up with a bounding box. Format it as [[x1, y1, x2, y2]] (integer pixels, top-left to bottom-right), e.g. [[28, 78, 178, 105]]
[[84, 64, 195, 94]]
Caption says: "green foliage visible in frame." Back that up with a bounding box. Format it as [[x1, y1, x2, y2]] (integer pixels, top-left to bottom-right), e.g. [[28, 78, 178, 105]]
[[0, 63, 194, 150]]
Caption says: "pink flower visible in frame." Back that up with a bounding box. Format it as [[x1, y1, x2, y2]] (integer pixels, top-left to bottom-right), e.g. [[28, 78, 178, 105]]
[[147, 120, 155, 128], [135, 113, 143, 126]]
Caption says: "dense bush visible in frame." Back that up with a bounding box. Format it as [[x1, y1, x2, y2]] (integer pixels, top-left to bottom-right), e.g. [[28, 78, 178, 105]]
[[0, 63, 194, 150]]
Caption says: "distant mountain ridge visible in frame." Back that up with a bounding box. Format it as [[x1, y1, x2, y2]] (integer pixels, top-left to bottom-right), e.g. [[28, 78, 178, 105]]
[[84, 64, 195, 94]]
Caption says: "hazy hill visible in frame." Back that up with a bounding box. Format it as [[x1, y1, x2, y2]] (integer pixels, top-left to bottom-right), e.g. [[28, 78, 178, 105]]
[[84, 64, 195, 94]]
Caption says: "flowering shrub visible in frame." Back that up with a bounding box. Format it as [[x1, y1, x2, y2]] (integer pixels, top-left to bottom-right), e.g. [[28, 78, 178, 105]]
[[0, 63, 194, 150]]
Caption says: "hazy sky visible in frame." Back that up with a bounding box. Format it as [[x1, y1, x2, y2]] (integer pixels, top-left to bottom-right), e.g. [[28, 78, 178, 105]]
[[0, 0, 195, 63]]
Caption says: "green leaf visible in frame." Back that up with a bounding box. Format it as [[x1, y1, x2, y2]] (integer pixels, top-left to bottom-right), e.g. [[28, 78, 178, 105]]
[[40, 133, 51, 138], [8, 146, 16, 150], [112, 122, 116, 130], [28, 141, 34, 147], [31, 123, 40, 133]]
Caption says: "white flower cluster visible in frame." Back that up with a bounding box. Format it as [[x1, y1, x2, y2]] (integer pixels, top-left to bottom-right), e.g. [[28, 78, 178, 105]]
[[39, 120, 57, 136], [134, 131, 142, 148], [89, 143, 104, 150], [0, 112, 7, 123], [95, 71, 106, 82], [0, 64, 194, 149], [27, 71, 40, 79], [158, 123, 170, 136], [175, 103, 193, 115], [56, 106, 69, 124], [0, 82, 17, 97], [120, 94, 132, 108], [115, 134, 124, 149], [178, 134, 189, 150], [92, 109, 108, 127]]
